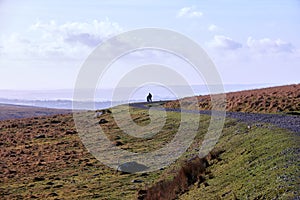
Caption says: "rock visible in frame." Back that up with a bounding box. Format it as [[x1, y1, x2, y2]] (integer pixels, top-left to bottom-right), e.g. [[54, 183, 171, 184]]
[[118, 161, 149, 173], [106, 109, 112, 114], [102, 109, 112, 114], [94, 112, 103, 118], [137, 189, 147, 200], [46, 181, 54, 185], [34, 134, 45, 139], [65, 130, 77, 135], [113, 141, 123, 146], [99, 119, 108, 124], [11, 123, 18, 128], [131, 179, 143, 183], [204, 182, 209, 187], [33, 176, 45, 182], [85, 163, 93, 167], [50, 120, 61, 124], [140, 173, 149, 177], [53, 184, 63, 188], [114, 136, 121, 140], [47, 192, 58, 197], [8, 169, 17, 174]]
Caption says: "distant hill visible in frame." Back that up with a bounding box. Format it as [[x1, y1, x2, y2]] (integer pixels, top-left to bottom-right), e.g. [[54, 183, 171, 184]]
[[0, 103, 71, 121]]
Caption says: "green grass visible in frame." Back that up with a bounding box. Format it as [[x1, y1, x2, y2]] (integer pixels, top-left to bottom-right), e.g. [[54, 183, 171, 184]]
[[180, 121, 299, 199]]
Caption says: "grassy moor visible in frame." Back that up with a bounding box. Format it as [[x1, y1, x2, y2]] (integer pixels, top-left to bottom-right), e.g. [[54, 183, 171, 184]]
[[0, 84, 299, 199]]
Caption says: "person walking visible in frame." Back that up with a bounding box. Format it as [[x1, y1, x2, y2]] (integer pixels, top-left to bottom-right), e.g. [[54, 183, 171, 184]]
[[146, 93, 152, 103]]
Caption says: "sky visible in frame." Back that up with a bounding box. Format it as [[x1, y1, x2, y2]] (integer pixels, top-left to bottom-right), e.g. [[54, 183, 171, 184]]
[[0, 0, 299, 90]]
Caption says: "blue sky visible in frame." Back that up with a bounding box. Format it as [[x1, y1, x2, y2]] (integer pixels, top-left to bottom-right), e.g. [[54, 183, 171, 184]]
[[0, 0, 299, 90]]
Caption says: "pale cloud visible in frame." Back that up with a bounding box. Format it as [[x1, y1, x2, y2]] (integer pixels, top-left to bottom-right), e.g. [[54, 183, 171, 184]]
[[208, 35, 242, 50], [247, 37, 294, 53], [0, 33, 35, 59], [31, 19, 123, 47], [177, 6, 203, 18], [0, 19, 123, 60], [208, 24, 219, 32]]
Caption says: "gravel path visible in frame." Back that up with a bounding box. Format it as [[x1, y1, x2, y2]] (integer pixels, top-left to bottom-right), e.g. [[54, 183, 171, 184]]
[[130, 102, 300, 134]]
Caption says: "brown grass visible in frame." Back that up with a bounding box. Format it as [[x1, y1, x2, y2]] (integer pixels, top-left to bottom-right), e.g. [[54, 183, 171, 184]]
[[164, 84, 300, 113]]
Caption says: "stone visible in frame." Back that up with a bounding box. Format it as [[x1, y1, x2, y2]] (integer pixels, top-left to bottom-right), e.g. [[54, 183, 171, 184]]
[[99, 119, 108, 124], [34, 134, 46, 139], [131, 179, 143, 183], [118, 161, 149, 173]]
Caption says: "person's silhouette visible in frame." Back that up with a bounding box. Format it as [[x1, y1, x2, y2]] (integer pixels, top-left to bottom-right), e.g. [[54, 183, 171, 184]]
[[146, 93, 152, 103]]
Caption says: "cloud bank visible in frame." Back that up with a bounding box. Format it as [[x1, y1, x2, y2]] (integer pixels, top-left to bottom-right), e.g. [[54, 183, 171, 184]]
[[0, 19, 123, 60], [208, 35, 242, 50], [247, 37, 294, 53]]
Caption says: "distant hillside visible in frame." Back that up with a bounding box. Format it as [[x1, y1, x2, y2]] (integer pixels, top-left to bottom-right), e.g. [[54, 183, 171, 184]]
[[0, 104, 71, 121], [165, 84, 300, 113]]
